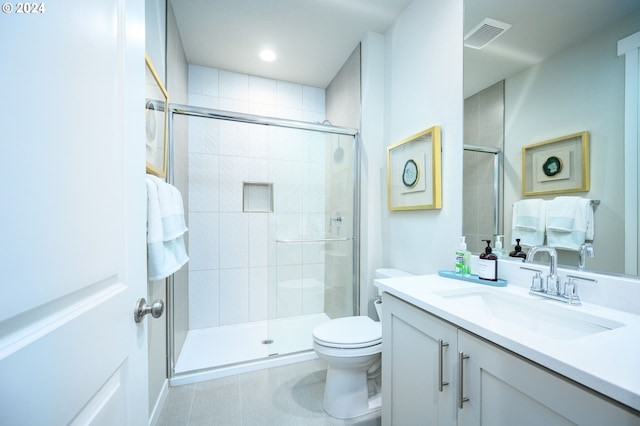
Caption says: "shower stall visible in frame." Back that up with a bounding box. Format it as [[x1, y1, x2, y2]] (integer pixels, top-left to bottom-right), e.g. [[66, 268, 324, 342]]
[[167, 105, 360, 385]]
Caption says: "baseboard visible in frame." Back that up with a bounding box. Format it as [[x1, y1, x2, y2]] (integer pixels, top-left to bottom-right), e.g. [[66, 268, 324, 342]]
[[148, 379, 169, 426]]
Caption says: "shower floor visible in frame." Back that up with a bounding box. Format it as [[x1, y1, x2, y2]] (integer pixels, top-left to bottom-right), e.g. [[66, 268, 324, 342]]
[[175, 313, 330, 375]]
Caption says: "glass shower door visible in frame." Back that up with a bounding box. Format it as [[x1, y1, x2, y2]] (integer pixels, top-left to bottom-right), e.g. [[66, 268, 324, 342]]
[[266, 129, 357, 357], [168, 105, 359, 380]]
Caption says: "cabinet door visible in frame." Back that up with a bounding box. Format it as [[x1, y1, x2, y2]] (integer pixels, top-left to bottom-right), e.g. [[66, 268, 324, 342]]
[[382, 294, 457, 426], [457, 331, 640, 426]]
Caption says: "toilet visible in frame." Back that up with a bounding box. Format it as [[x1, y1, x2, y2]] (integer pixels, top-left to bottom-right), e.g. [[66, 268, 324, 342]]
[[312, 268, 413, 419]]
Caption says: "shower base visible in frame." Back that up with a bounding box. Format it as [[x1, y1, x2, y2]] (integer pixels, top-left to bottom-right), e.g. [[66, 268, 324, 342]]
[[171, 313, 329, 386]]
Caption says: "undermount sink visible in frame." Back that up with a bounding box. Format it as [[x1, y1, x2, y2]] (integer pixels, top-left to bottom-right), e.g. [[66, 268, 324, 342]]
[[434, 288, 625, 340]]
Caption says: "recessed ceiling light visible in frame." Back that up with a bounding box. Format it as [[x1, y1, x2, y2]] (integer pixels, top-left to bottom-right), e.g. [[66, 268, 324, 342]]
[[259, 48, 277, 62]]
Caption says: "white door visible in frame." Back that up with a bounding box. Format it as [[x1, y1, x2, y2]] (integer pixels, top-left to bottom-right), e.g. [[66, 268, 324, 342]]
[[0, 1, 148, 425]]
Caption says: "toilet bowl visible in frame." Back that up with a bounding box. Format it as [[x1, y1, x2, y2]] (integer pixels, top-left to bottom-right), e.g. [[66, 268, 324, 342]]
[[312, 268, 413, 419]]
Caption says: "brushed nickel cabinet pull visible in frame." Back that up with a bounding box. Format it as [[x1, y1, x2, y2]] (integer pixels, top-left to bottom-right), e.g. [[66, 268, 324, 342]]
[[438, 339, 449, 392], [458, 351, 470, 409]]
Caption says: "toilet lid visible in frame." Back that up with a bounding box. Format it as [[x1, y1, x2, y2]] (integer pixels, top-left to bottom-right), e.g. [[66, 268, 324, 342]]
[[313, 316, 381, 348]]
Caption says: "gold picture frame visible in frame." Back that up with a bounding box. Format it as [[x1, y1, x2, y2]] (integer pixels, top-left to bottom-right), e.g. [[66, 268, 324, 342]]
[[387, 126, 442, 210], [145, 54, 169, 178], [522, 131, 590, 196]]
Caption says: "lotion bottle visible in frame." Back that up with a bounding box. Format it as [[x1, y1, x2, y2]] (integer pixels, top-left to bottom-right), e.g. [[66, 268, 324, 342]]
[[509, 238, 527, 259], [478, 239, 498, 281], [455, 236, 471, 276], [494, 235, 508, 258]]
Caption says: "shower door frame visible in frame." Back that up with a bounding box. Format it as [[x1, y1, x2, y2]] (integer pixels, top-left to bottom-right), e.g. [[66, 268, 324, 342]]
[[165, 104, 361, 383], [463, 143, 502, 241]]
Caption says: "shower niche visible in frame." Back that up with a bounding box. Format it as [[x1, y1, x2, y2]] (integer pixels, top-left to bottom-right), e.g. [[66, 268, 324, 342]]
[[243, 182, 273, 213]]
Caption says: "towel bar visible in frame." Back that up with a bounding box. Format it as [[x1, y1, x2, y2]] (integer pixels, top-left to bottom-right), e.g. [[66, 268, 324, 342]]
[[276, 237, 351, 243]]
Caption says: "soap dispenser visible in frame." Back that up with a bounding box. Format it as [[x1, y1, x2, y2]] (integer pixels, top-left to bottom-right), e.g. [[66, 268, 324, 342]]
[[455, 236, 471, 276], [478, 239, 498, 281], [509, 238, 528, 259], [494, 235, 508, 258]]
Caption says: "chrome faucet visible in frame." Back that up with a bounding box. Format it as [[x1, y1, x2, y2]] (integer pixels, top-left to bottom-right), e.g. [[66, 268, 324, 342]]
[[523, 245, 595, 305], [578, 243, 595, 270], [526, 246, 559, 295]]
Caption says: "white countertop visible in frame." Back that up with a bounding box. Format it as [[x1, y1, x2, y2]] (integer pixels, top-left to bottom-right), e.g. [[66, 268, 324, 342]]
[[375, 274, 640, 412]]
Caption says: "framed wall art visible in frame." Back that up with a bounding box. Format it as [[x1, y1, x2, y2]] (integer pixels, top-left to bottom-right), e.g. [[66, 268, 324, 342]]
[[387, 126, 442, 210], [145, 53, 169, 178], [522, 131, 590, 196]]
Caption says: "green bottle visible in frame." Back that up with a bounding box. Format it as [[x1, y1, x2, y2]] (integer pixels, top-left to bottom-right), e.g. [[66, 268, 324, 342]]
[[455, 236, 471, 276]]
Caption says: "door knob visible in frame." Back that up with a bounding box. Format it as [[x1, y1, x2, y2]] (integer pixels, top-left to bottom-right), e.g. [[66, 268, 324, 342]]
[[134, 298, 165, 323]]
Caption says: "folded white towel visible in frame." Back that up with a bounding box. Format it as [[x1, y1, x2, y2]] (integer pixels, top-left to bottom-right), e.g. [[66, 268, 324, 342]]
[[546, 197, 594, 251], [146, 175, 189, 281], [511, 199, 545, 247]]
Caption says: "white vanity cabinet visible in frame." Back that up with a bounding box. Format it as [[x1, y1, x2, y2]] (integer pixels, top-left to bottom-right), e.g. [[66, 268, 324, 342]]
[[382, 293, 640, 426], [457, 331, 639, 425], [382, 293, 458, 426]]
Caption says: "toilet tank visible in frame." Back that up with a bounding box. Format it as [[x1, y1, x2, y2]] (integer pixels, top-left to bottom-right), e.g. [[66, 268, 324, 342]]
[[373, 268, 413, 320]]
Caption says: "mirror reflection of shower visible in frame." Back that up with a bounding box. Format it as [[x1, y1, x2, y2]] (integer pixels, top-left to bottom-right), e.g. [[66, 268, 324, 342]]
[[463, 144, 502, 254], [463, 81, 505, 254]]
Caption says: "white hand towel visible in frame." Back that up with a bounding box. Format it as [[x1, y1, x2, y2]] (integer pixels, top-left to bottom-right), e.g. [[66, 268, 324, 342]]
[[146, 176, 163, 246], [146, 175, 189, 281], [546, 197, 594, 251], [511, 199, 545, 247], [147, 174, 188, 241]]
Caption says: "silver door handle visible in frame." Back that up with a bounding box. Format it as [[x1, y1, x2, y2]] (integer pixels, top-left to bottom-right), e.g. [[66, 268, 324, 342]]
[[134, 298, 165, 323]]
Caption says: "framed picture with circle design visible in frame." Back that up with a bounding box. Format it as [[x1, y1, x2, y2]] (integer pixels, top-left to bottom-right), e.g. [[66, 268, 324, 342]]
[[145, 54, 169, 178], [522, 131, 590, 196], [387, 126, 442, 210]]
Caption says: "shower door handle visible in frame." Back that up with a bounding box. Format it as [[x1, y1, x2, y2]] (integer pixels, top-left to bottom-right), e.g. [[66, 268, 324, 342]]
[[134, 298, 165, 323]]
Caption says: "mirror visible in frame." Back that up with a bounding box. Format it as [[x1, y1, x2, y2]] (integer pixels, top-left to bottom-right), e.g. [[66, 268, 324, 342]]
[[463, 0, 640, 276]]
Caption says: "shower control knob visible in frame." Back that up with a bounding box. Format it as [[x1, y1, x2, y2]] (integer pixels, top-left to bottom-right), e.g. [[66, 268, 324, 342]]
[[134, 298, 165, 323]]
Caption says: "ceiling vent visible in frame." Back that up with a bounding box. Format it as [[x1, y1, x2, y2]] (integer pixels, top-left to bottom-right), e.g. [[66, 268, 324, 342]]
[[464, 18, 512, 49]]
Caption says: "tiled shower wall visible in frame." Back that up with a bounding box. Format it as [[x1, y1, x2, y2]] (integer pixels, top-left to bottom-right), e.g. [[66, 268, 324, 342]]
[[186, 65, 328, 330]]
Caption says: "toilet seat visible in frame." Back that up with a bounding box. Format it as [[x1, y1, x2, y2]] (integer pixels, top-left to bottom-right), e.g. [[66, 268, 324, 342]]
[[313, 316, 381, 349]]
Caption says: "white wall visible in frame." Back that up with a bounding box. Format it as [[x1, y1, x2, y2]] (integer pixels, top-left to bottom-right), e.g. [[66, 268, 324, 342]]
[[504, 12, 640, 274], [164, 0, 190, 382], [146, 0, 172, 420], [360, 32, 386, 315], [326, 44, 361, 129], [381, 0, 464, 274], [145, 0, 166, 84], [147, 3, 190, 421]]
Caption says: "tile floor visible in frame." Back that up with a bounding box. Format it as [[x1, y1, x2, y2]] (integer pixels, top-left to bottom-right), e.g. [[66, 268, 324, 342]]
[[156, 358, 382, 426]]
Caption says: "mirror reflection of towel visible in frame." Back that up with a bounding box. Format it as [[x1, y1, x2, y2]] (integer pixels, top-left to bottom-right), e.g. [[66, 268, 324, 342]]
[[511, 199, 545, 247], [546, 197, 594, 251]]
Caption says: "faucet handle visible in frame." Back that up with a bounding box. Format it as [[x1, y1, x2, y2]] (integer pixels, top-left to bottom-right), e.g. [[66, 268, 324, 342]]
[[563, 277, 577, 299], [561, 275, 597, 305], [529, 271, 543, 292], [566, 274, 598, 285], [520, 266, 544, 292]]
